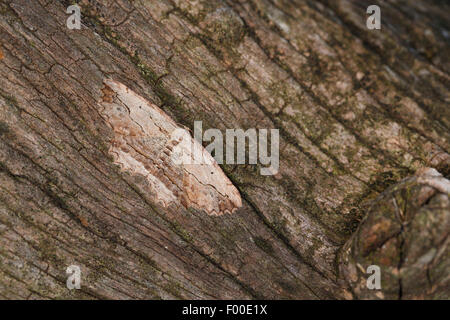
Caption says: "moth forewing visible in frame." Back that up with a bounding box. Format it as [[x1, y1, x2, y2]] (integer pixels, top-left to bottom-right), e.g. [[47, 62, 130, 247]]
[[99, 79, 242, 215]]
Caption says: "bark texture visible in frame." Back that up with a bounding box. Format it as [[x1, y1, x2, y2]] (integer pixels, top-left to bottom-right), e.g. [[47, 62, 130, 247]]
[[0, 0, 448, 299]]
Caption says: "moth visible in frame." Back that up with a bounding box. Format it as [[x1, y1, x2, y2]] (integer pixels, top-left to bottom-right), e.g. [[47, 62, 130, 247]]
[[99, 79, 242, 215]]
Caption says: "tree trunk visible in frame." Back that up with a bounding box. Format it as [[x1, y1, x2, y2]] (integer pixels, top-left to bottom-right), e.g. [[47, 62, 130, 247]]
[[0, 0, 448, 299]]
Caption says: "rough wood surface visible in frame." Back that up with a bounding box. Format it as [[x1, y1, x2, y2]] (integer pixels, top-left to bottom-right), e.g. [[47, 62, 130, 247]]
[[0, 0, 448, 299]]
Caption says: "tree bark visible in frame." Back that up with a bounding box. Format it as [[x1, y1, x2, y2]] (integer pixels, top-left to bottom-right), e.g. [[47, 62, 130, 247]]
[[0, 0, 448, 299]]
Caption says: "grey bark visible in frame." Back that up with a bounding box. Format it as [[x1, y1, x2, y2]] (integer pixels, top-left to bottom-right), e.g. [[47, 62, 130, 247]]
[[0, 0, 448, 299]]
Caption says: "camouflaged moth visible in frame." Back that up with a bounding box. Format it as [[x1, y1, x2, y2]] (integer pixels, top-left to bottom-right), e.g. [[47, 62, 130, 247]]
[[99, 79, 242, 215]]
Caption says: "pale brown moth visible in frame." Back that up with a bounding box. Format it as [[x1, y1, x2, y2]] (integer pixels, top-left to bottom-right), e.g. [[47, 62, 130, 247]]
[[98, 79, 242, 215]]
